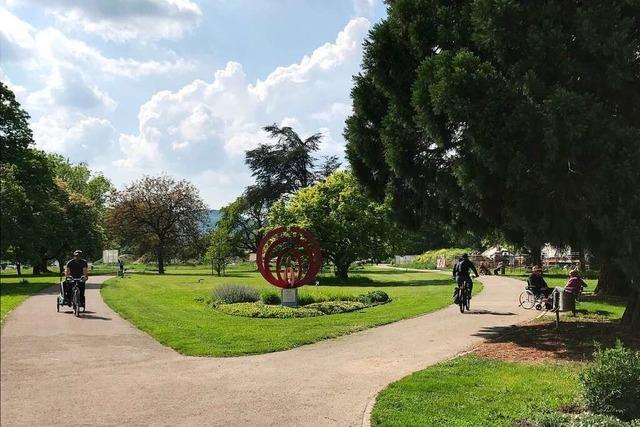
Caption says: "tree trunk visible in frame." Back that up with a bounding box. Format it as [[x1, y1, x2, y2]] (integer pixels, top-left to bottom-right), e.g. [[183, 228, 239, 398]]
[[157, 246, 165, 274], [621, 287, 640, 331], [530, 244, 542, 267], [335, 261, 350, 280], [594, 259, 630, 296]]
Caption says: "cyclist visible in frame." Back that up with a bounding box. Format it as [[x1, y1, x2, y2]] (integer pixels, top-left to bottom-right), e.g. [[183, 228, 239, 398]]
[[453, 253, 479, 300], [65, 250, 88, 305]]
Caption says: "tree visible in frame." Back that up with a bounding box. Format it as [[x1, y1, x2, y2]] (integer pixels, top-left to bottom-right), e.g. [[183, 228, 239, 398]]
[[206, 227, 233, 276], [269, 171, 396, 279], [220, 124, 341, 255], [345, 0, 640, 327], [107, 176, 208, 274]]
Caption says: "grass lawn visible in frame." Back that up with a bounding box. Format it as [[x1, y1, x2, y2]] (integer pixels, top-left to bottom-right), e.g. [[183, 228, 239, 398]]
[[371, 355, 581, 427], [0, 273, 57, 323], [101, 265, 478, 356]]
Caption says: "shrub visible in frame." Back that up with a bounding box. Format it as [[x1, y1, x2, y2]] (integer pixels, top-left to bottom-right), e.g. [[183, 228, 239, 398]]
[[305, 301, 366, 314], [357, 290, 390, 304], [216, 303, 323, 318], [260, 289, 281, 305], [212, 284, 259, 305], [296, 291, 328, 306], [580, 343, 640, 421], [414, 248, 473, 268]]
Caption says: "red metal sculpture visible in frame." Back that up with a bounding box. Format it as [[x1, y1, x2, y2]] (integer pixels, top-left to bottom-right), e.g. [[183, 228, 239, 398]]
[[256, 226, 322, 289]]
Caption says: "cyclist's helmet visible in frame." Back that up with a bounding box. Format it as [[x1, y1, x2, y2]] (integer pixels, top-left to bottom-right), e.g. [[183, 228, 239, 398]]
[[73, 250, 83, 256], [462, 253, 469, 259]]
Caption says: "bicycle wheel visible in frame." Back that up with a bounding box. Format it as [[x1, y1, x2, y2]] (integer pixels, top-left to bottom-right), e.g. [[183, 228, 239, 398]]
[[459, 290, 465, 313], [519, 291, 536, 309], [73, 290, 80, 317], [465, 293, 470, 311]]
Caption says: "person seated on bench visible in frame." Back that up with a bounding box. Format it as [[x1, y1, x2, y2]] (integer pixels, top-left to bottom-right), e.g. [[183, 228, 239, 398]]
[[528, 265, 551, 297], [564, 269, 587, 296]]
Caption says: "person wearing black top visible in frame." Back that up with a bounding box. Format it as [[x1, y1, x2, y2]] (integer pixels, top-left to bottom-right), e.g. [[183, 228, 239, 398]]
[[453, 254, 479, 298], [65, 250, 88, 304], [528, 265, 551, 297]]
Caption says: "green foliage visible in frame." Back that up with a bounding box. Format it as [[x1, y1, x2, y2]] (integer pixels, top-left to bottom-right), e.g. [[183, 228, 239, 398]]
[[413, 248, 473, 268], [269, 171, 398, 278], [357, 290, 389, 304], [211, 284, 260, 305], [107, 175, 208, 274], [216, 303, 323, 319], [206, 226, 233, 276], [1, 84, 109, 270], [304, 300, 367, 315], [345, 0, 640, 309], [579, 344, 640, 421], [260, 289, 281, 305]]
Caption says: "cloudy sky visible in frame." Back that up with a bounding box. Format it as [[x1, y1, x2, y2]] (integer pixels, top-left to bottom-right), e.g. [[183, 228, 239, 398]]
[[1, 0, 386, 208]]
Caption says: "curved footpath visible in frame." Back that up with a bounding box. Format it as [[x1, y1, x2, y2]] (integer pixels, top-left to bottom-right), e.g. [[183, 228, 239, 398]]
[[2, 274, 536, 426]]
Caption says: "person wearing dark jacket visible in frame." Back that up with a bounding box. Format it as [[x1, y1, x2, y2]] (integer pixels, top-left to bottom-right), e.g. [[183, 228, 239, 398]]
[[453, 254, 479, 298], [528, 265, 551, 297]]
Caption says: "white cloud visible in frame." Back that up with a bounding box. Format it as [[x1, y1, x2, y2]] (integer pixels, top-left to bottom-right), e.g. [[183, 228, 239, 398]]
[[31, 111, 117, 159], [353, 0, 376, 18], [111, 18, 370, 207], [7, 0, 202, 42]]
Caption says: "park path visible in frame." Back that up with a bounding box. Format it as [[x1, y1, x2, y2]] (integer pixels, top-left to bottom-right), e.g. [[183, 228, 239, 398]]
[[1, 274, 536, 426]]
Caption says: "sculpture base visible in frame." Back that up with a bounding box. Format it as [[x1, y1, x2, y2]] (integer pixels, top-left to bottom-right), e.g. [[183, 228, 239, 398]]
[[281, 288, 298, 307]]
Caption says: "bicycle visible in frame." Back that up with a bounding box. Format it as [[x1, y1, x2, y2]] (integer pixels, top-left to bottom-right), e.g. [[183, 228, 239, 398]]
[[57, 277, 86, 317], [456, 282, 471, 313]]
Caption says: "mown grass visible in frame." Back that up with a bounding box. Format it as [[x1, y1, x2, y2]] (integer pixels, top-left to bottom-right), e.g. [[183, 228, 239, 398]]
[[0, 274, 57, 323], [371, 355, 581, 427], [101, 265, 480, 356]]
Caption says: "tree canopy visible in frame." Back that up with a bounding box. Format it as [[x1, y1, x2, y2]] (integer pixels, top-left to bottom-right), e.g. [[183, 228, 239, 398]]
[[345, 0, 640, 326], [269, 171, 397, 278], [219, 124, 341, 255], [107, 175, 208, 274], [1, 82, 109, 273]]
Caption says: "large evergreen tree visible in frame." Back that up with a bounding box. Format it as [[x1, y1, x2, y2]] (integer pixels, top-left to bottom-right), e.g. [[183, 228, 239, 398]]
[[345, 0, 640, 326]]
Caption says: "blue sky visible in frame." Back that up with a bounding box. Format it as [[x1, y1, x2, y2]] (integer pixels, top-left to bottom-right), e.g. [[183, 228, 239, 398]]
[[1, 0, 386, 208]]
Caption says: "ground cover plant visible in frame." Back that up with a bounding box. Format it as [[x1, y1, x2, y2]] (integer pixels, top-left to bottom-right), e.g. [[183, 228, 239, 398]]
[[101, 264, 477, 356], [371, 355, 581, 427]]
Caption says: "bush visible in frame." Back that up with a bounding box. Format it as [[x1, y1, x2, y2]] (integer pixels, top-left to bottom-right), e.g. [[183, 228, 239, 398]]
[[260, 289, 281, 305], [357, 290, 390, 304], [580, 343, 640, 421], [414, 248, 473, 267], [216, 303, 323, 318], [305, 301, 366, 314], [211, 284, 259, 305]]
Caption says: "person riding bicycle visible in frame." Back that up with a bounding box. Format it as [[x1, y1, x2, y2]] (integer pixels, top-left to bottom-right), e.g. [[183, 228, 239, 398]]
[[528, 265, 551, 297], [65, 250, 88, 305], [453, 254, 479, 300]]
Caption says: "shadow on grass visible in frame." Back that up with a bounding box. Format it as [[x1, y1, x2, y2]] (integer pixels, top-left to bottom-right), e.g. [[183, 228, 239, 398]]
[[473, 321, 640, 362], [467, 309, 516, 316]]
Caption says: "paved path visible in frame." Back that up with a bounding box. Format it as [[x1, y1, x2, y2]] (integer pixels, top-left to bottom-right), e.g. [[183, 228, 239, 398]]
[[1, 274, 535, 426]]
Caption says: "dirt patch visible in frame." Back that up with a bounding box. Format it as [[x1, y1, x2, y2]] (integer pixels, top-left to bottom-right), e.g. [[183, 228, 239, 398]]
[[473, 319, 640, 363]]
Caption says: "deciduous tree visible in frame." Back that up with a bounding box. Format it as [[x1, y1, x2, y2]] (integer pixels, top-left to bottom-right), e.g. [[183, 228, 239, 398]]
[[107, 176, 207, 274]]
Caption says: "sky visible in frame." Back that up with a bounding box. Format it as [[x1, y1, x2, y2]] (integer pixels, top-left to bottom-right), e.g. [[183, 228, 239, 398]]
[[0, 0, 386, 209]]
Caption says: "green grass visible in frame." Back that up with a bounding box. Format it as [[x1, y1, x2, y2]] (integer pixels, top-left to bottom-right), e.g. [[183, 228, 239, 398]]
[[0, 274, 58, 323], [101, 265, 480, 356], [371, 355, 581, 427]]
